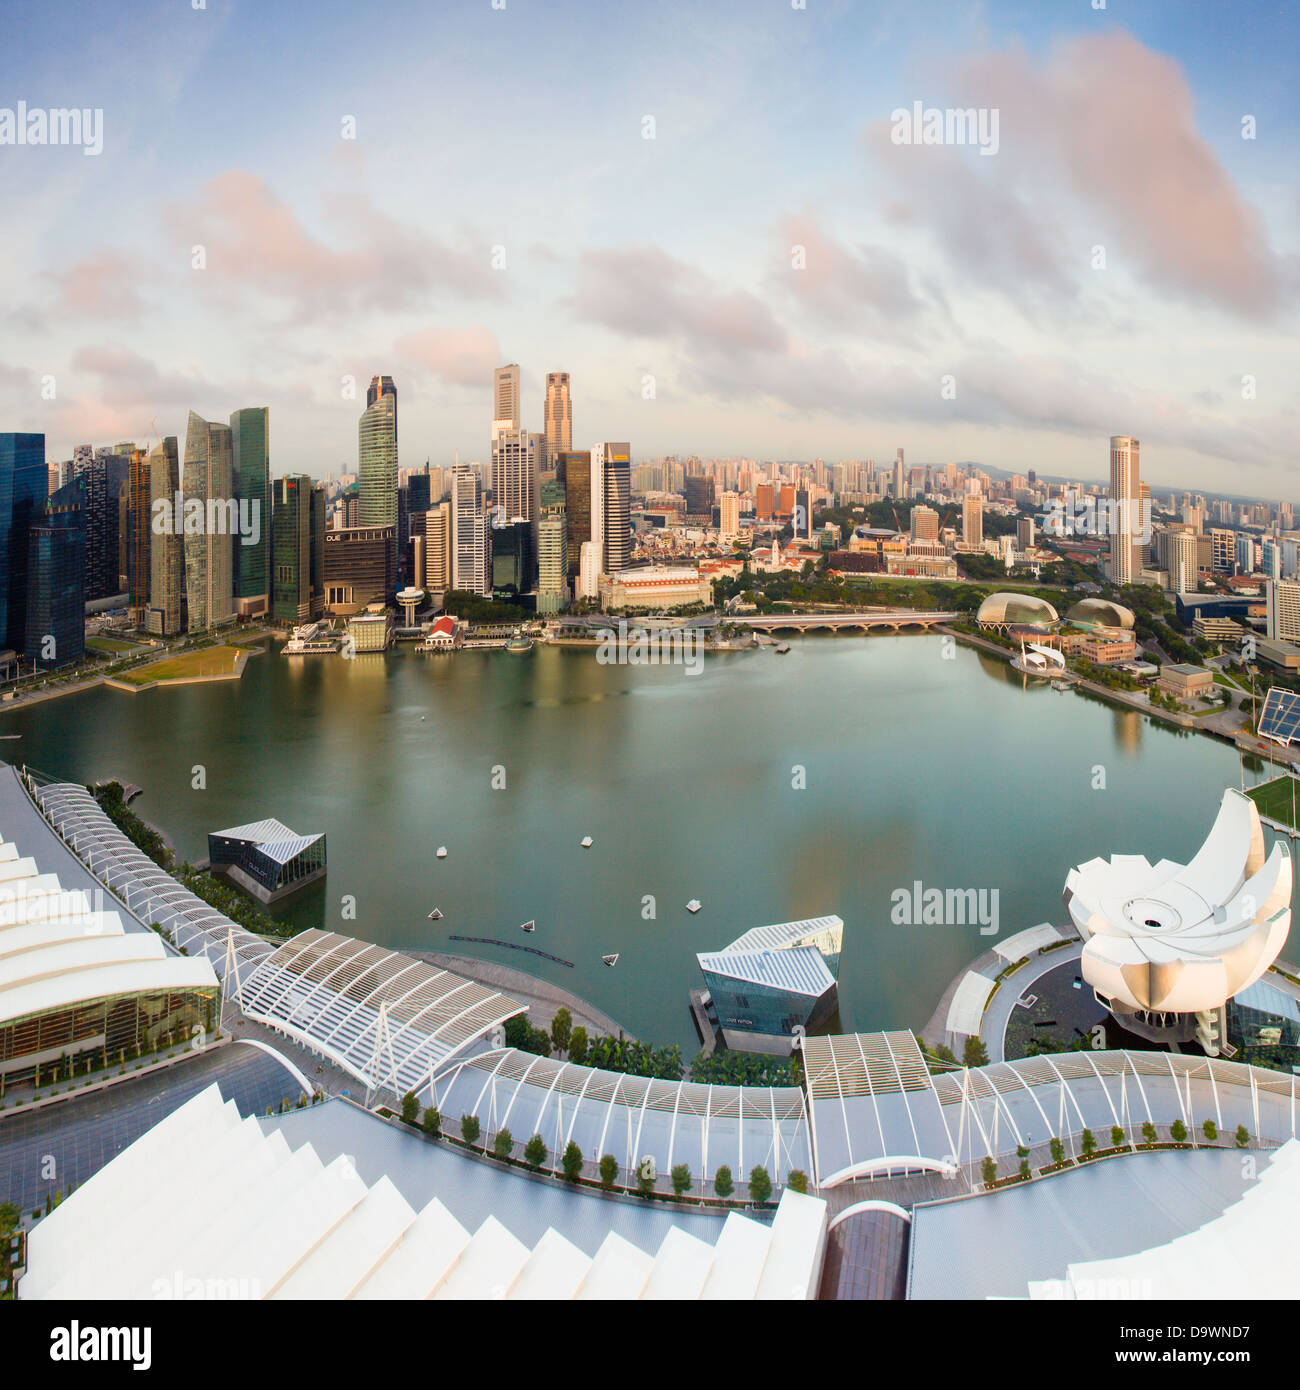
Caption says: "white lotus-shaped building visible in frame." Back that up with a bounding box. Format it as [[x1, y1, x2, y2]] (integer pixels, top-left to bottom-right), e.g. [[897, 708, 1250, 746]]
[[1064, 789, 1292, 1017]]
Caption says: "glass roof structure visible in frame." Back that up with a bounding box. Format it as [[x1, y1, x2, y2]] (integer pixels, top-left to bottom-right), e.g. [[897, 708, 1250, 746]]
[[1258, 687, 1300, 746], [432, 1047, 812, 1182]]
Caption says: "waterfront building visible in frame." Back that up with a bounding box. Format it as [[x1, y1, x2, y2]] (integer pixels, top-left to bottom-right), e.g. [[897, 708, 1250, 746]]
[[1064, 597, 1135, 630], [412, 501, 451, 593], [1156, 662, 1214, 703], [208, 817, 326, 904], [577, 540, 600, 601], [0, 432, 47, 653], [975, 592, 1057, 631], [145, 437, 184, 636], [537, 515, 568, 614], [347, 608, 394, 652], [491, 518, 532, 595], [491, 428, 543, 532], [182, 412, 235, 632], [597, 564, 712, 611], [323, 525, 395, 615], [24, 481, 85, 670], [451, 465, 489, 596], [230, 406, 270, 616], [697, 916, 843, 1055], [359, 380, 398, 578], [557, 451, 591, 583], [272, 474, 321, 626]]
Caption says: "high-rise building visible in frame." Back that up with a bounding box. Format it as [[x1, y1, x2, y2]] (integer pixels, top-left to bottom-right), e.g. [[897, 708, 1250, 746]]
[[492, 364, 521, 440], [358, 384, 398, 532], [412, 502, 451, 592], [756, 482, 774, 522], [537, 514, 568, 615], [366, 374, 397, 429], [1267, 580, 1300, 643], [322, 525, 394, 614], [272, 475, 317, 626], [1168, 529, 1198, 594], [893, 449, 905, 500], [1108, 436, 1141, 585], [543, 372, 571, 472], [596, 442, 631, 573], [962, 493, 983, 549], [407, 465, 432, 517], [558, 451, 591, 583], [1209, 528, 1235, 574], [491, 429, 543, 525], [182, 411, 235, 632], [794, 487, 811, 539], [1236, 533, 1256, 575], [146, 437, 184, 636], [683, 474, 715, 521], [1017, 516, 1035, 551], [720, 491, 740, 542], [69, 446, 115, 602], [126, 446, 150, 623], [451, 465, 489, 595], [230, 407, 270, 616], [910, 505, 939, 542], [25, 481, 85, 670], [578, 539, 600, 600], [491, 520, 532, 594], [1261, 539, 1282, 583], [0, 432, 47, 654]]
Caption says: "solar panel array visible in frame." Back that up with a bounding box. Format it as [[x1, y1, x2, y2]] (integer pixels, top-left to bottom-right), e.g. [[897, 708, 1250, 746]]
[[1259, 687, 1300, 745]]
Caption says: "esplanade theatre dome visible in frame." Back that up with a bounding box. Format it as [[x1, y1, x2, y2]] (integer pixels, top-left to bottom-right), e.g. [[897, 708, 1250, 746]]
[[976, 592, 1059, 630], [1065, 597, 1136, 630]]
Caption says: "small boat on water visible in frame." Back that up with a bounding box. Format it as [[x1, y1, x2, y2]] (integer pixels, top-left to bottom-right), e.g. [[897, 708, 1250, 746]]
[[580, 836, 594, 848], [775, 643, 791, 654], [686, 899, 702, 914], [602, 953, 619, 967], [436, 846, 448, 859], [520, 919, 536, 934], [428, 908, 443, 921]]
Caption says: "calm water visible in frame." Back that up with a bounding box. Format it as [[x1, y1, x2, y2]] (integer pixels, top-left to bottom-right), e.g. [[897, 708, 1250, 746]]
[[4, 635, 1253, 1047]]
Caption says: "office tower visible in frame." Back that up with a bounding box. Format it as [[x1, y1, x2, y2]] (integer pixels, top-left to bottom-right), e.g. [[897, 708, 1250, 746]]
[[182, 411, 235, 631], [778, 483, 795, 518], [491, 429, 543, 524], [794, 486, 811, 539], [910, 505, 939, 542], [543, 372, 572, 472], [322, 525, 394, 613], [396, 484, 412, 587], [1108, 436, 1141, 585], [720, 491, 740, 542], [756, 482, 774, 522], [366, 374, 397, 431], [451, 465, 489, 595], [126, 446, 150, 622], [342, 489, 361, 528], [596, 442, 631, 573], [578, 539, 600, 600], [145, 438, 184, 635], [491, 520, 532, 594], [1168, 529, 1198, 594], [537, 514, 568, 614], [1017, 516, 1035, 551], [1267, 580, 1300, 643], [408, 465, 432, 517], [893, 449, 905, 500], [230, 407, 270, 615], [68, 446, 115, 602], [1209, 529, 1235, 574], [558, 450, 592, 583], [962, 493, 983, 548], [0, 432, 47, 654], [1261, 539, 1282, 583], [683, 474, 715, 521], [24, 481, 85, 670], [412, 501, 451, 592], [1236, 534, 1255, 575], [358, 384, 398, 531], [272, 475, 316, 625], [492, 364, 521, 439]]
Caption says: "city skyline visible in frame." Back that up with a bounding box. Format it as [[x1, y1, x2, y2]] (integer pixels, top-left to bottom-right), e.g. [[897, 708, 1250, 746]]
[[0, 0, 1296, 494]]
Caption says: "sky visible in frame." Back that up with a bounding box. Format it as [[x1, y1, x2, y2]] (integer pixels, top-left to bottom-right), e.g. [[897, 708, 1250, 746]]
[[0, 0, 1296, 495]]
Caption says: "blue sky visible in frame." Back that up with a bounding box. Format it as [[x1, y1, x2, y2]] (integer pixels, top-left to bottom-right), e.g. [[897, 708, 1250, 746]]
[[1, 0, 1296, 493]]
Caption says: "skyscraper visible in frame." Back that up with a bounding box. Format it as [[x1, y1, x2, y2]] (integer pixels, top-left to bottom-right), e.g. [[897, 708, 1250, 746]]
[[272, 475, 316, 625], [127, 446, 151, 623], [893, 449, 905, 500], [537, 514, 568, 614], [491, 429, 543, 524], [492, 364, 521, 440], [25, 481, 85, 670], [451, 465, 489, 595], [1109, 436, 1141, 586], [231, 407, 270, 615], [543, 371, 571, 471], [595, 442, 631, 574], [962, 492, 983, 549], [0, 432, 48, 652], [69, 445, 115, 602], [720, 492, 740, 542], [1168, 529, 1198, 594], [146, 437, 184, 636], [558, 450, 591, 583], [358, 384, 398, 530], [182, 411, 235, 631]]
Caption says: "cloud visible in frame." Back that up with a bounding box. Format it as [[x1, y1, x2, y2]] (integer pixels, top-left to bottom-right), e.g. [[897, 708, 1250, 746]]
[[166, 170, 504, 324], [568, 246, 787, 354], [393, 326, 502, 390], [46, 251, 145, 321], [72, 344, 215, 408]]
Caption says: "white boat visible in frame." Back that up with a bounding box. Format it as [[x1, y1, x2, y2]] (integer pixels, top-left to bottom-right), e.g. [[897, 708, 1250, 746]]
[[686, 899, 702, 914], [427, 908, 443, 921], [520, 920, 536, 934], [580, 836, 593, 848], [602, 953, 619, 967], [436, 846, 448, 859]]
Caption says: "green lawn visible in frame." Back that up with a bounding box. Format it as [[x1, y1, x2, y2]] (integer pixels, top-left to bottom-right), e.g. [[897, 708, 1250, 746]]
[[1213, 670, 1249, 692], [86, 636, 141, 654], [1247, 775, 1300, 828], [113, 646, 245, 685]]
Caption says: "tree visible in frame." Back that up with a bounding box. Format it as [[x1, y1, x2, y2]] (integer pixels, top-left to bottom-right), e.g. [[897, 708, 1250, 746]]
[[787, 1169, 809, 1195], [1235, 1124, 1250, 1148], [1049, 1137, 1065, 1165], [670, 1163, 692, 1196], [1203, 1119, 1218, 1142], [981, 1156, 997, 1187], [598, 1153, 619, 1190], [637, 1162, 657, 1197], [562, 1141, 584, 1182], [493, 1128, 514, 1160], [1111, 1125, 1125, 1148], [568, 1026, 589, 1066], [524, 1133, 548, 1169], [1018, 1159, 1031, 1181], [550, 1007, 573, 1055], [1170, 1119, 1188, 1144], [1081, 1128, 1096, 1159], [714, 1165, 734, 1199], [421, 1106, 441, 1138], [1141, 1121, 1157, 1146], [0, 1199, 19, 1235], [748, 1165, 773, 1205], [962, 1036, 989, 1068], [460, 1113, 481, 1146], [400, 1090, 419, 1125]]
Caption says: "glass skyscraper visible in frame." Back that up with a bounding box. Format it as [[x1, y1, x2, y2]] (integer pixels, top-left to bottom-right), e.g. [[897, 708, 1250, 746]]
[[182, 412, 235, 632], [146, 437, 185, 636], [25, 481, 85, 670], [231, 406, 270, 612], [0, 432, 47, 653]]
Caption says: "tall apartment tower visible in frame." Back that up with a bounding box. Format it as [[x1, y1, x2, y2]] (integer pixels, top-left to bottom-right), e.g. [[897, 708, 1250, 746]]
[[230, 407, 270, 616], [1168, 528, 1198, 595], [450, 465, 489, 596], [146, 437, 184, 635], [1109, 436, 1141, 586], [720, 491, 741, 542], [182, 412, 235, 631], [543, 372, 572, 472], [595, 442, 631, 573], [492, 364, 521, 440]]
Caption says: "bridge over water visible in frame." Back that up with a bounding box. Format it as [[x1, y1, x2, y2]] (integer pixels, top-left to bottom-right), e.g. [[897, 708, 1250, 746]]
[[733, 610, 957, 634]]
